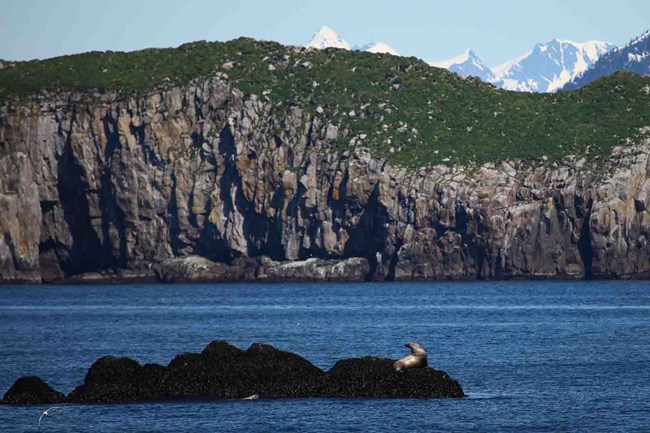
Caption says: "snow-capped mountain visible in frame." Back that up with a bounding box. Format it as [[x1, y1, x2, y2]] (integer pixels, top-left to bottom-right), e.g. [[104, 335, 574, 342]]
[[562, 30, 650, 91], [429, 50, 494, 81], [491, 39, 614, 92], [305, 26, 351, 50], [305, 27, 398, 55], [358, 42, 399, 56], [304, 28, 618, 93]]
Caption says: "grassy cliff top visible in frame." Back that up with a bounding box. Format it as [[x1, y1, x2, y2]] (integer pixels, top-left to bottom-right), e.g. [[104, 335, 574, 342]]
[[1, 38, 649, 167]]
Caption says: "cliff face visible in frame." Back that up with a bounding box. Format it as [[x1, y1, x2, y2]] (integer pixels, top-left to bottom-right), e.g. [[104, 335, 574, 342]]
[[0, 76, 649, 283]]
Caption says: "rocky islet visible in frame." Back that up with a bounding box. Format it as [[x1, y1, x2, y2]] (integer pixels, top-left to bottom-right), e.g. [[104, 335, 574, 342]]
[[1, 341, 465, 404]]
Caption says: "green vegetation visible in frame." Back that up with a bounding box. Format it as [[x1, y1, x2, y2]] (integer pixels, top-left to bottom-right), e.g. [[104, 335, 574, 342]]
[[0, 38, 648, 167]]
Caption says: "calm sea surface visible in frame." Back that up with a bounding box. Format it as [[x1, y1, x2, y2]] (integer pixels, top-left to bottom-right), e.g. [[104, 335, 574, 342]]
[[0, 281, 649, 432]]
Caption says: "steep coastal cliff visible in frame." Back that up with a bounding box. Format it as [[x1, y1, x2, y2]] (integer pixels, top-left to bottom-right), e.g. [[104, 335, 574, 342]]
[[1, 39, 648, 283]]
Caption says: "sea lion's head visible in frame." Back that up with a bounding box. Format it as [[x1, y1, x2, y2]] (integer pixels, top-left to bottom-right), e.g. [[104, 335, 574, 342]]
[[404, 342, 426, 356]]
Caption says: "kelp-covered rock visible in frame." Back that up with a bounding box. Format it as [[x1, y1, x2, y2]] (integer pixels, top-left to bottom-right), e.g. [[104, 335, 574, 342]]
[[2, 376, 66, 405], [159, 342, 328, 399], [327, 357, 464, 398], [67, 356, 167, 403], [2, 341, 464, 404]]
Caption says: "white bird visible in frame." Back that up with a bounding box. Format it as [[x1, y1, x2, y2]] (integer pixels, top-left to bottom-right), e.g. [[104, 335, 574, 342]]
[[38, 407, 61, 426]]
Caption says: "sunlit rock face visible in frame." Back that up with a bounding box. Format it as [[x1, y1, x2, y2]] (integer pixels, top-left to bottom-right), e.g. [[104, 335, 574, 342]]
[[0, 75, 649, 284]]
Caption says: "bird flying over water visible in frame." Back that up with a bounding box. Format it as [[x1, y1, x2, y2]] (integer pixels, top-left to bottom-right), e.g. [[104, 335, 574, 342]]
[[38, 407, 61, 426]]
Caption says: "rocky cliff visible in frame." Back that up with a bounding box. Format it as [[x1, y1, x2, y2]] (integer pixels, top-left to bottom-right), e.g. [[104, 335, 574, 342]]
[[1, 48, 649, 283]]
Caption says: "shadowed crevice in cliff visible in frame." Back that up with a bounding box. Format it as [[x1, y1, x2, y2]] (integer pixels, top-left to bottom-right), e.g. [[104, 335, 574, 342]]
[[577, 196, 594, 279], [195, 125, 274, 262], [217, 126, 248, 260], [55, 122, 105, 275], [167, 169, 193, 257], [130, 120, 165, 168], [264, 188, 288, 261], [3, 233, 19, 272], [288, 182, 310, 260], [192, 185, 237, 264], [454, 205, 488, 279], [38, 239, 69, 281], [101, 115, 120, 163], [308, 168, 351, 260], [193, 92, 205, 121], [99, 169, 128, 269], [188, 152, 231, 262], [242, 174, 284, 259], [344, 184, 391, 279], [98, 115, 129, 269], [385, 238, 403, 281], [38, 201, 66, 279]]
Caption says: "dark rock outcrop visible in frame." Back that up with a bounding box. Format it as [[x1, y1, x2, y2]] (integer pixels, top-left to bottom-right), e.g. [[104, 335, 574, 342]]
[[66, 356, 167, 403], [2, 341, 464, 404], [2, 376, 66, 405], [326, 357, 462, 398], [158, 342, 327, 399]]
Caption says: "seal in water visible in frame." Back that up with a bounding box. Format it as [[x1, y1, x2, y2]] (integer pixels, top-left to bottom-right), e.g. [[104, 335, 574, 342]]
[[392, 342, 428, 372]]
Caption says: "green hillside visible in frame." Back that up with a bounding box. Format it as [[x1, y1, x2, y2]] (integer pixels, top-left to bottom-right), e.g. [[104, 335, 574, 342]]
[[0, 38, 648, 166]]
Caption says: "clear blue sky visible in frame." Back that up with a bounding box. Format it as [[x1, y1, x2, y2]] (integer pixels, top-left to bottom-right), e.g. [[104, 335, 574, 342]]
[[1, 0, 648, 67]]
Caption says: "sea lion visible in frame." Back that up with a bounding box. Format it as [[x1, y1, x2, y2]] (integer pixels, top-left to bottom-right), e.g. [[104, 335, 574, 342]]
[[392, 342, 428, 372]]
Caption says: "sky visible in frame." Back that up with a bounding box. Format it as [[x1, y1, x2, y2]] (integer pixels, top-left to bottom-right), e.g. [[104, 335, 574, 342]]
[[0, 0, 648, 67]]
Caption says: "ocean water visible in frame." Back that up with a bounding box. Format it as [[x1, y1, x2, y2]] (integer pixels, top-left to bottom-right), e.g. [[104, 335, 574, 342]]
[[0, 281, 649, 432]]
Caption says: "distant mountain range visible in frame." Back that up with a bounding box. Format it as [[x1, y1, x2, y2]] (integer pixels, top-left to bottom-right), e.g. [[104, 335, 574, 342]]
[[562, 30, 650, 91], [430, 39, 613, 92], [304, 26, 649, 93], [489, 40, 614, 92], [306, 26, 399, 56]]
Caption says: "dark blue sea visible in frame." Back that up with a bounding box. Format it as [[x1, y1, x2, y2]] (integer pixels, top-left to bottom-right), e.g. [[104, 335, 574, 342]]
[[0, 281, 649, 432]]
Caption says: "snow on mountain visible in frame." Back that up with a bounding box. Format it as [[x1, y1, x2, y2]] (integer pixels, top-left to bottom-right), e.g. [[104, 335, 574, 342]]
[[305, 27, 398, 56], [302, 27, 624, 94], [358, 42, 399, 56], [562, 30, 650, 91], [429, 50, 494, 81], [305, 26, 351, 50], [491, 39, 614, 92]]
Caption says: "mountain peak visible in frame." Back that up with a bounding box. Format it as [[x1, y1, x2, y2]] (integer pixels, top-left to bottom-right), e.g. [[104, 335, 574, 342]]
[[429, 50, 472, 68], [491, 39, 614, 92], [429, 50, 494, 81], [563, 29, 649, 91], [305, 27, 399, 56], [624, 29, 650, 48], [306, 26, 351, 50], [358, 42, 399, 56]]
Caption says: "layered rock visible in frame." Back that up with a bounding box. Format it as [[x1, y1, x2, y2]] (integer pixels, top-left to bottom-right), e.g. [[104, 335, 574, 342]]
[[0, 76, 648, 283], [2, 341, 465, 404]]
